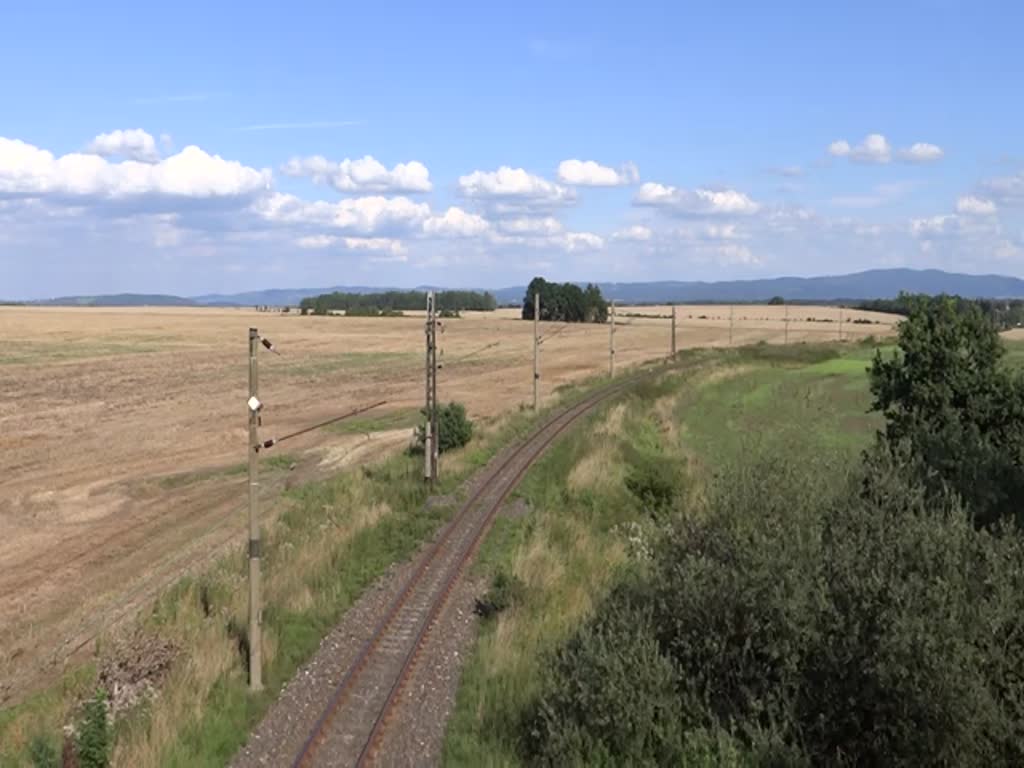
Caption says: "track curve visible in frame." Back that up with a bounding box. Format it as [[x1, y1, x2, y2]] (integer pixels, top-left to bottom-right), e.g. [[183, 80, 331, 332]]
[[237, 376, 639, 768]]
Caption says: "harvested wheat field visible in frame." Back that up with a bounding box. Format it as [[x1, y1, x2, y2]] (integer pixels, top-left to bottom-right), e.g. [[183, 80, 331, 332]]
[[0, 303, 895, 701]]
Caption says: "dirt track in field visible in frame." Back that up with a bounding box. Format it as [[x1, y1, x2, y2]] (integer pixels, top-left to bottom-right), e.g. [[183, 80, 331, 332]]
[[0, 304, 895, 702]]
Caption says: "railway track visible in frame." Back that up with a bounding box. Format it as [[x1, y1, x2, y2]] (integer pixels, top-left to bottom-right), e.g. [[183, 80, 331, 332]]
[[283, 376, 638, 767]]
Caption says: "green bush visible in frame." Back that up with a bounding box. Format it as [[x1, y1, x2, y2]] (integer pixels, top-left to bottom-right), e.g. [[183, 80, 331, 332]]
[[624, 455, 678, 518], [76, 689, 110, 768], [526, 451, 1024, 766], [414, 402, 474, 455], [524, 586, 685, 766], [474, 570, 525, 619], [28, 735, 59, 768]]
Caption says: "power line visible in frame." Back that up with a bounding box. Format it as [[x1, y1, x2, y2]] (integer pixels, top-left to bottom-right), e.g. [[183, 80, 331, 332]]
[[258, 400, 388, 451]]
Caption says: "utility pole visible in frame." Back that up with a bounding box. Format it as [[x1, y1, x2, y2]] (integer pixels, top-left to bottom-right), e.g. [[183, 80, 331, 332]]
[[609, 300, 616, 377], [729, 304, 735, 347], [671, 305, 677, 358], [246, 328, 263, 692], [784, 301, 790, 345], [424, 292, 439, 484], [532, 291, 540, 411]]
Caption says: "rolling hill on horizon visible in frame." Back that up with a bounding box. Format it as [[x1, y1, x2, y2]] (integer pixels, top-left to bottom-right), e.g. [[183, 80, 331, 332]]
[[13, 269, 1024, 308]]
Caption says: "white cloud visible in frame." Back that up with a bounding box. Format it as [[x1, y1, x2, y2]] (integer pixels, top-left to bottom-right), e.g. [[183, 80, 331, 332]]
[[294, 234, 406, 256], [556, 159, 639, 187], [612, 224, 652, 241], [829, 134, 944, 165], [86, 129, 161, 163], [256, 192, 429, 235], [423, 206, 490, 237], [560, 232, 604, 251], [828, 140, 852, 158], [343, 237, 406, 255], [0, 138, 270, 201], [910, 214, 956, 237], [828, 133, 892, 164], [634, 182, 760, 215], [956, 196, 997, 216], [281, 154, 431, 193], [496, 216, 563, 235], [715, 243, 759, 265], [898, 142, 944, 163], [457, 166, 574, 206]]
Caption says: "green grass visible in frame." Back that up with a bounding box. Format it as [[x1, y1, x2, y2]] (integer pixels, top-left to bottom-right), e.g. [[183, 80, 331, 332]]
[[0, 664, 98, 768], [158, 454, 297, 489], [442, 343, 885, 766], [327, 407, 422, 435]]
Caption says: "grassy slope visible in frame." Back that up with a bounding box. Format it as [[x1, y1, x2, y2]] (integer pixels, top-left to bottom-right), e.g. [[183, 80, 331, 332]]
[[442, 343, 885, 765]]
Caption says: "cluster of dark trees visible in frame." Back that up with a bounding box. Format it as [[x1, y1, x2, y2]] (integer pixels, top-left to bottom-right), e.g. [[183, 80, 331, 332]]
[[860, 291, 1024, 330], [521, 295, 1024, 766], [521, 277, 608, 323], [299, 289, 496, 316]]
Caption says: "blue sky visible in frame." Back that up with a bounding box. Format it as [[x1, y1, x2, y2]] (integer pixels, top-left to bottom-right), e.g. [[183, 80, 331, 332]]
[[2, 0, 1023, 298]]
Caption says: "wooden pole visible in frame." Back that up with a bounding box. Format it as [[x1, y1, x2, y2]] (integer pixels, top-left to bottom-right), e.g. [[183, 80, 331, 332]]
[[671, 305, 677, 358], [609, 300, 616, 378], [533, 292, 540, 411], [247, 328, 263, 692]]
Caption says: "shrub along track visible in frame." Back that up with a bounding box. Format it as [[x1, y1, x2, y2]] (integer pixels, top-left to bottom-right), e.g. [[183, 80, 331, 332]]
[[231, 373, 645, 768]]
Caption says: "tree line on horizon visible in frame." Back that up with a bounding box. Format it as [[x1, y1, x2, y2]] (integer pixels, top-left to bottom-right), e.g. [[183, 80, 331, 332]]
[[859, 291, 1024, 331], [299, 289, 497, 315]]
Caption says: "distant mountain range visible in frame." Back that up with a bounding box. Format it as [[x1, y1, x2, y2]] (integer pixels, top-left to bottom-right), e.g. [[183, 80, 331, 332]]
[[16, 269, 1024, 308]]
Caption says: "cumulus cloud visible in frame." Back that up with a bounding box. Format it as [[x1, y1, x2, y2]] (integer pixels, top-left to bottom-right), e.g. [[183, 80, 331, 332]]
[[634, 182, 760, 215], [898, 142, 944, 163], [457, 166, 574, 206], [0, 137, 270, 202], [560, 232, 604, 251], [86, 129, 161, 163], [294, 234, 406, 255], [829, 134, 944, 165], [423, 206, 490, 237], [556, 159, 639, 186], [612, 224, 652, 241], [828, 133, 892, 163], [255, 192, 429, 235], [281, 154, 432, 193], [956, 196, 997, 215]]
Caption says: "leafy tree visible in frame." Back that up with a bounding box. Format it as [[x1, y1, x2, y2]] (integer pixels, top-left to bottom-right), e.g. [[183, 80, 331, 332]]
[[522, 277, 607, 323], [869, 294, 1024, 527], [768, 295, 785, 305]]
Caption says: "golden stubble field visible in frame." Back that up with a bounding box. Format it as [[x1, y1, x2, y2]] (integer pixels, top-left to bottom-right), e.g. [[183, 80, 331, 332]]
[[0, 303, 896, 700]]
